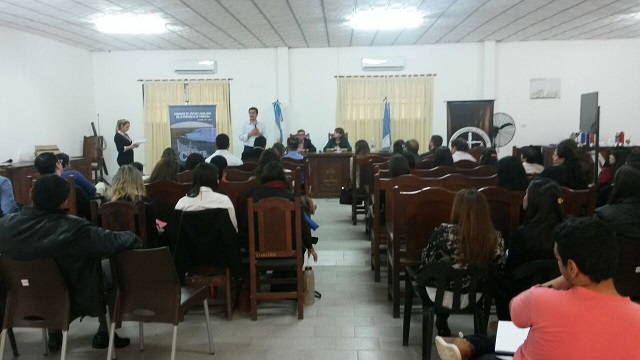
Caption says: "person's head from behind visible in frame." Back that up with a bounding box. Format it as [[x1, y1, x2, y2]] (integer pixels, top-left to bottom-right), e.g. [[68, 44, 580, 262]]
[[56, 153, 70, 169], [450, 189, 497, 264], [259, 161, 287, 185], [497, 156, 529, 191], [434, 146, 454, 167], [389, 154, 410, 178], [254, 136, 267, 149], [286, 136, 298, 151], [479, 147, 498, 166], [608, 163, 640, 204], [554, 139, 577, 165], [392, 139, 405, 154], [209, 155, 227, 181], [215, 134, 231, 150], [451, 138, 468, 153], [111, 165, 146, 201], [402, 151, 416, 169], [131, 162, 144, 173], [161, 148, 179, 163], [333, 127, 345, 140], [149, 158, 179, 182], [429, 135, 443, 150], [354, 139, 370, 157], [523, 178, 565, 252], [405, 139, 419, 155], [188, 163, 219, 197], [553, 217, 618, 285], [34, 152, 61, 175], [255, 149, 281, 178], [184, 153, 205, 171], [521, 146, 544, 165], [31, 174, 69, 211], [271, 143, 286, 157]]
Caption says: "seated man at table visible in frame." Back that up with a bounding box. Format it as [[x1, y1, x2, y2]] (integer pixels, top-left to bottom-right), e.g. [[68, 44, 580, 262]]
[[0, 174, 141, 351], [434, 217, 640, 360], [295, 129, 316, 153], [35, 152, 91, 219]]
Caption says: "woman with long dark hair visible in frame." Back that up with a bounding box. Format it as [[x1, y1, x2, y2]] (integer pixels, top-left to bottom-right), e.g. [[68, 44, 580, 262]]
[[497, 156, 529, 191], [595, 156, 640, 239], [540, 139, 588, 189], [433, 146, 455, 167]]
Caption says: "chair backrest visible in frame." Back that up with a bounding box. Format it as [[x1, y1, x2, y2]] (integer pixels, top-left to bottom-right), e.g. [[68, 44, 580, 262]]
[[247, 197, 302, 258], [455, 159, 478, 169], [228, 162, 258, 172], [467, 146, 485, 161], [457, 165, 497, 177], [414, 157, 435, 169], [218, 178, 262, 243], [328, 132, 348, 141], [290, 133, 309, 139], [225, 168, 254, 182], [511, 260, 560, 286], [111, 248, 182, 324], [478, 186, 524, 248], [282, 160, 309, 195], [413, 166, 456, 178], [560, 186, 596, 216], [176, 170, 194, 184], [0, 256, 70, 330], [614, 235, 640, 298], [145, 180, 191, 222], [91, 200, 148, 247]]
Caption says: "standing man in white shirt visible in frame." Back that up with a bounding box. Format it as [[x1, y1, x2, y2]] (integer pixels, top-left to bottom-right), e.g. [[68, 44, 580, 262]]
[[239, 107, 266, 153]]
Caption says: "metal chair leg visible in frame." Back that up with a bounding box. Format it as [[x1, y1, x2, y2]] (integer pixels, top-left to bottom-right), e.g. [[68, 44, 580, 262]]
[[170, 325, 178, 360], [42, 329, 48, 355], [106, 322, 116, 360], [139, 322, 144, 351], [203, 299, 214, 354], [60, 330, 68, 360]]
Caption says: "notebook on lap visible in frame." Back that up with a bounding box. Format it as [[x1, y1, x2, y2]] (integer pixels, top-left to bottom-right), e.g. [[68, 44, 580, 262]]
[[495, 320, 530, 360]]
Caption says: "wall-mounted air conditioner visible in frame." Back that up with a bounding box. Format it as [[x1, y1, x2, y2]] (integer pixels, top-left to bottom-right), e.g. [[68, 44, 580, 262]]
[[361, 56, 405, 71], [172, 60, 216, 74]]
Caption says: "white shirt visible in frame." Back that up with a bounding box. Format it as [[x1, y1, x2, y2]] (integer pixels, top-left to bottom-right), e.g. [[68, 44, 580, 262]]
[[239, 121, 266, 147], [452, 151, 477, 163], [174, 187, 238, 232], [205, 149, 243, 166], [522, 162, 544, 174]]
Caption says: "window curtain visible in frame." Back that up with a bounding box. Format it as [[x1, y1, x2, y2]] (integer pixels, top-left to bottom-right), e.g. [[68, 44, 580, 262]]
[[187, 80, 232, 149], [143, 81, 183, 169], [336, 75, 434, 151]]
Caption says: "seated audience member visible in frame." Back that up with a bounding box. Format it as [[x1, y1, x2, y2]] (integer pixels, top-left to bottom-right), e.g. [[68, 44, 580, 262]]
[[478, 147, 498, 166], [595, 148, 630, 206], [520, 146, 544, 174], [434, 146, 455, 167], [209, 155, 228, 181], [422, 189, 504, 337], [420, 135, 443, 157], [148, 158, 179, 183], [131, 161, 144, 174], [350, 140, 370, 188], [540, 139, 588, 189], [34, 152, 91, 220], [271, 142, 286, 158], [405, 139, 420, 161], [389, 154, 411, 178], [254, 149, 282, 180], [251, 161, 317, 261], [205, 134, 243, 166], [392, 139, 406, 154], [496, 177, 564, 319], [175, 163, 237, 232], [295, 129, 316, 153], [497, 156, 529, 191], [435, 217, 640, 360], [161, 147, 184, 172], [183, 153, 205, 171], [56, 152, 97, 197], [242, 135, 266, 161], [0, 175, 19, 216], [0, 174, 140, 351], [451, 138, 477, 163], [323, 127, 352, 152], [401, 150, 416, 169], [110, 165, 160, 248], [283, 136, 304, 160]]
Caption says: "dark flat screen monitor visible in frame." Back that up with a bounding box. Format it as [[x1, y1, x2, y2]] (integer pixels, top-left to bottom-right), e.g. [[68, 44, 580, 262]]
[[579, 92, 598, 133]]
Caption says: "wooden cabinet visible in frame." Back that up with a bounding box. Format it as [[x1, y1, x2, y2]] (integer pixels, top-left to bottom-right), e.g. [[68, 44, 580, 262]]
[[307, 153, 352, 198]]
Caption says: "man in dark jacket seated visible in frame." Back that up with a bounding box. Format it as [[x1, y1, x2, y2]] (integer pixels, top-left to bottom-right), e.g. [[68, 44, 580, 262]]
[[0, 175, 141, 352]]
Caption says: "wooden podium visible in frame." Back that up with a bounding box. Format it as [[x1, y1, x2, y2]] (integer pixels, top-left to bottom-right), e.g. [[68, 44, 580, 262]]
[[307, 152, 352, 198]]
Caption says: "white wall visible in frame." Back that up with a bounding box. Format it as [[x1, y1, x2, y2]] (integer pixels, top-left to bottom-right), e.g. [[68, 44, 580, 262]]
[[0, 26, 95, 162]]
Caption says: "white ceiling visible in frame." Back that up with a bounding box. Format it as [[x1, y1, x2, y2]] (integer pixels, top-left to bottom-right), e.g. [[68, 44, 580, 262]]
[[1, 0, 640, 51]]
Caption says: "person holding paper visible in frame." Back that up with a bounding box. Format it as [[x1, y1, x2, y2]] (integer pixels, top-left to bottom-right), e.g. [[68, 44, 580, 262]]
[[114, 119, 138, 166], [239, 107, 266, 153], [434, 217, 640, 360]]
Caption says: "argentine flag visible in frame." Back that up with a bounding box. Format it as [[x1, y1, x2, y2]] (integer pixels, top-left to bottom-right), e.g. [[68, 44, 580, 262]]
[[381, 98, 391, 152], [272, 100, 284, 143]]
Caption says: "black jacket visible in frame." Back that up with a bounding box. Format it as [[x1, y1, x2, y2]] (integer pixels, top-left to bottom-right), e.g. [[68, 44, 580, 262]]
[[0, 207, 141, 319], [595, 198, 640, 238], [300, 138, 316, 153], [241, 147, 264, 161]]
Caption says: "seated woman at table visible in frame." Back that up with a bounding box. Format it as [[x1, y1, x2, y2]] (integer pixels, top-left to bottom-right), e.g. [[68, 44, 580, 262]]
[[422, 189, 504, 337], [323, 127, 352, 152]]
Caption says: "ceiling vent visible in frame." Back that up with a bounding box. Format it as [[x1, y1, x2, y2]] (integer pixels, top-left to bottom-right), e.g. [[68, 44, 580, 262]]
[[172, 60, 216, 74], [361, 56, 405, 71]]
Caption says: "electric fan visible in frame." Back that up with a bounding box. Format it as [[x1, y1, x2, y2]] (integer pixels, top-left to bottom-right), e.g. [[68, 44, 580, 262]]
[[491, 112, 516, 148]]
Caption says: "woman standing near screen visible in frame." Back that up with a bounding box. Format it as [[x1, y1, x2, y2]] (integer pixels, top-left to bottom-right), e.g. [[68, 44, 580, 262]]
[[114, 119, 138, 166]]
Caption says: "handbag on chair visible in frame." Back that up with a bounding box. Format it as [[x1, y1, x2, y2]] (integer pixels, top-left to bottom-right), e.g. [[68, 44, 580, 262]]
[[303, 266, 315, 305]]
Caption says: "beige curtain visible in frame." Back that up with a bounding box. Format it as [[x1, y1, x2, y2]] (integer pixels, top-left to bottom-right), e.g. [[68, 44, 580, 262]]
[[336, 75, 434, 151], [143, 81, 184, 169], [187, 80, 232, 148]]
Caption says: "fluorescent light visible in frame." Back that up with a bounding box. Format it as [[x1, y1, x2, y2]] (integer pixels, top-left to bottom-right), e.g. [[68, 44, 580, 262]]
[[93, 14, 167, 34], [350, 8, 423, 30]]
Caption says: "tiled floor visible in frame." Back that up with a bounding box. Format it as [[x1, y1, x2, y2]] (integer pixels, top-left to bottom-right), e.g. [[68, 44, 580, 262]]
[[4, 198, 478, 359]]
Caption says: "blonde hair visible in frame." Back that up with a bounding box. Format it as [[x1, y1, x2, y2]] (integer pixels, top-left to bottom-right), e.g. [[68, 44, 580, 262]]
[[111, 165, 146, 201], [450, 189, 498, 265], [115, 119, 130, 131]]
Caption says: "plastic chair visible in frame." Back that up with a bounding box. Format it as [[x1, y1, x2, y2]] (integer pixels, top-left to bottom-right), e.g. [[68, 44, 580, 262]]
[[0, 257, 70, 360], [106, 248, 214, 360]]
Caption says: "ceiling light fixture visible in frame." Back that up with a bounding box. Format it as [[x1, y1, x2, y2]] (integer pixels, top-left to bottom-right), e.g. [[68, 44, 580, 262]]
[[349, 8, 423, 30], [93, 14, 167, 34]]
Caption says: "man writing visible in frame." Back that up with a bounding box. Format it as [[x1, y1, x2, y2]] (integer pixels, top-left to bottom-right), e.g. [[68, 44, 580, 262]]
[[0, 175, 141, 351], [239, 107, 266, 153]]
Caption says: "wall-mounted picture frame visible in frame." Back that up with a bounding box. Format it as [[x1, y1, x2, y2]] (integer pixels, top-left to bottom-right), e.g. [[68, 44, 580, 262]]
[[530, 78, 561, 99]]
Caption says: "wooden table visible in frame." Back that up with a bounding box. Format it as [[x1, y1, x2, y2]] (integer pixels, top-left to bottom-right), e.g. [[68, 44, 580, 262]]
[[306, 152, 352, 198], [0, 157, 91, 206]]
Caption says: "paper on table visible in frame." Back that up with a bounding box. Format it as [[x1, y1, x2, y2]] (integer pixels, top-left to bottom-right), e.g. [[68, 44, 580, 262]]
[[495, 320, 530, 356], [133, 139, 146, 146]]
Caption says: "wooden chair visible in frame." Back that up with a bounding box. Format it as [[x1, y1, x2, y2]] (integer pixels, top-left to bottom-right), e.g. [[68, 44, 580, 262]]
[[414, 157, 435, 170], [91, 200, 148, 247], [219, 178, 262, 247], [560, 186, 597, 216], [388, 187, 457, 318], [106, 248, 214, 360], [412, 166, 456, 178], [458, 165, 497, 177], [467, 146, 485, 161], [479, 186, 525, 248], [327, 132, 348, 141], [176, 170, 194, 184], [0, 257, 70, 360], [224, 168, 254, 182], [402, 262, 494, 360], [247, 197, 304, 320], [228, 162, 258, 172], [145, 180, 191, 223], [454, 159, 478, 169], [282, 161, 308, 196]]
